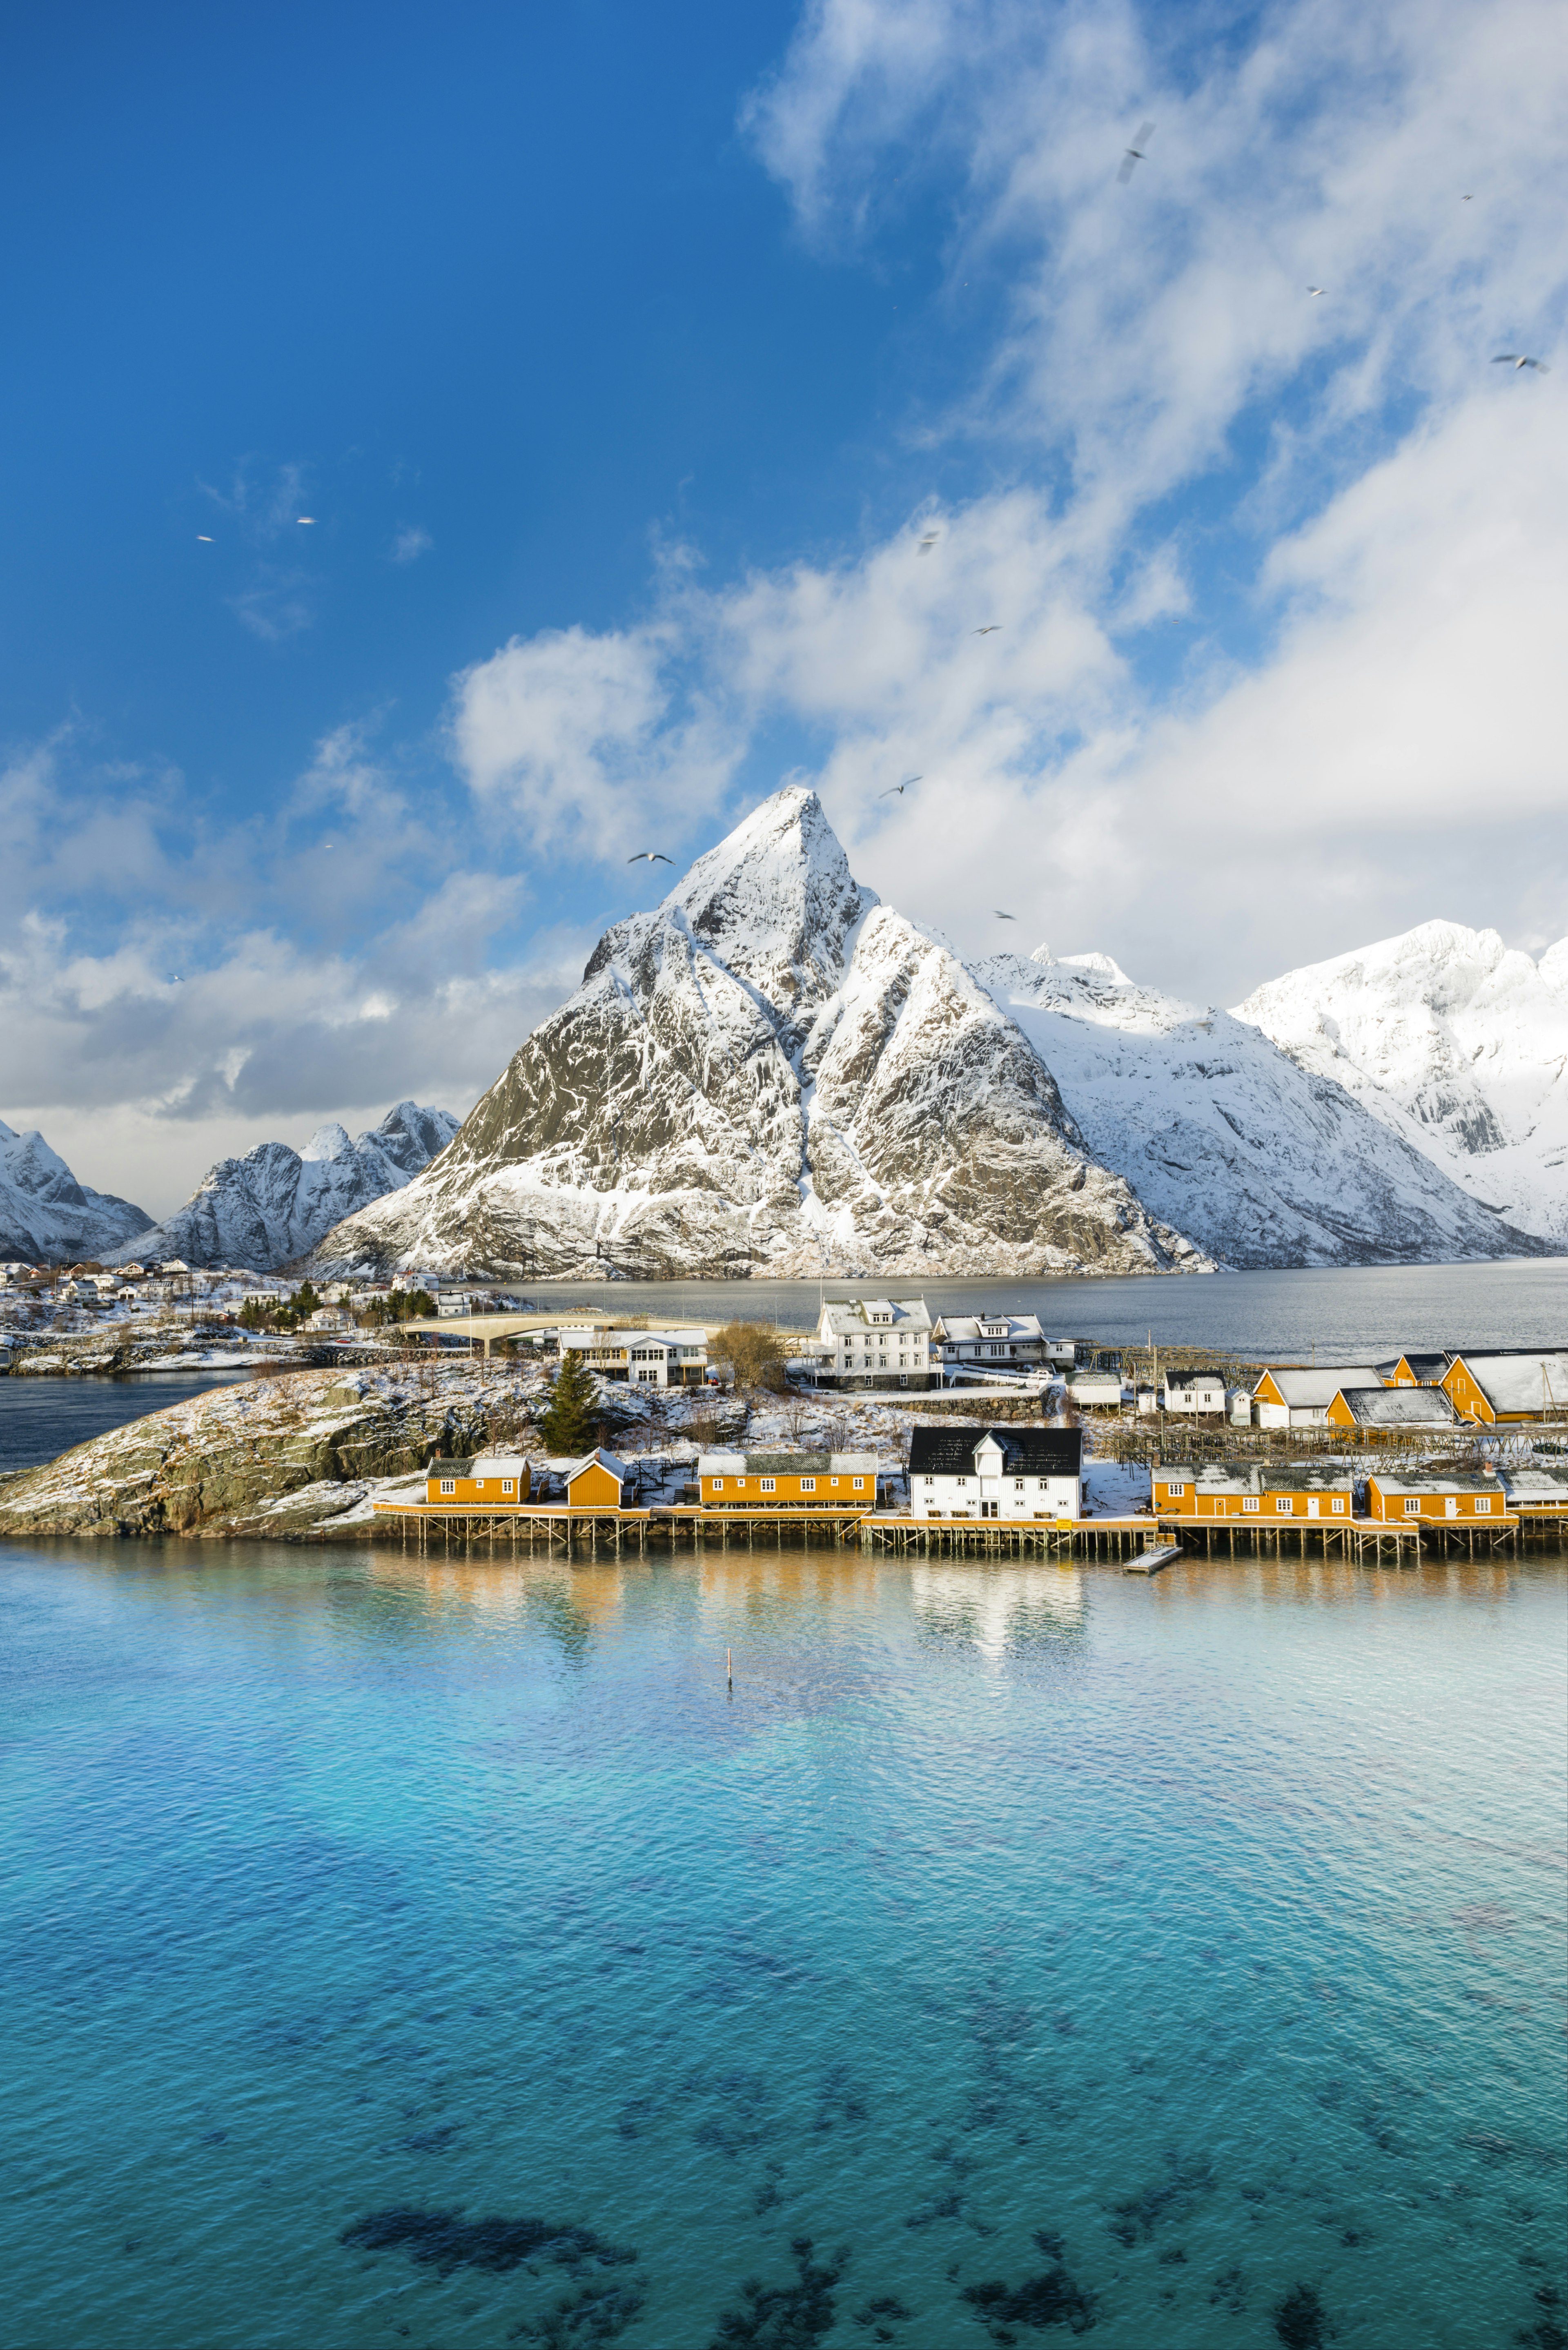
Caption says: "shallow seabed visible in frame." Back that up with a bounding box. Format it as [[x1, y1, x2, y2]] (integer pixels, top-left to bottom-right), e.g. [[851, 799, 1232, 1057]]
[[4, 1541, 1564, 2350]]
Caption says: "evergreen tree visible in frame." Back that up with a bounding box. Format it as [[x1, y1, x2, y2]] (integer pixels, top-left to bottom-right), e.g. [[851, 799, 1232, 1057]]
[[537, 1348, 599, 1454]]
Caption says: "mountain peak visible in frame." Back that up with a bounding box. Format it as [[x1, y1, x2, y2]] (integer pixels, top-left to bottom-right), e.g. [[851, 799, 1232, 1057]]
[[301, 1122, 353, 1163]]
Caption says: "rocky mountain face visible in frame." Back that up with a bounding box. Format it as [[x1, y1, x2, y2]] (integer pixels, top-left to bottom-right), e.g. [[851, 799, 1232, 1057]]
[[111, 1101, 459, 1272], [1232, 922, 1568, 1246], [312, 790, 1203, 1279], [978, 948, 1543, 1268], [0, 1120, 153, 1264]]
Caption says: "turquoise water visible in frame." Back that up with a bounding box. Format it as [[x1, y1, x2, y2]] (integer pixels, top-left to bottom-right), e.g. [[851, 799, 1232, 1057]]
[[3, 1542, 1564, 2350]]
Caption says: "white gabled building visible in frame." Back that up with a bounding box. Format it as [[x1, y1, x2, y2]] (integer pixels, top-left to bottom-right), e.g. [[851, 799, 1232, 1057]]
[[815, 1298, 935, 1389], [1163, 1367, 1227, 1416], [909, 1424, 1083, 1520]]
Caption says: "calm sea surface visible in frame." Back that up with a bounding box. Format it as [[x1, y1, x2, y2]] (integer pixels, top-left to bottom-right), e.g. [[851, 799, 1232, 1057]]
[[2, 1538, 1563, 2350], [0, 1373, 254, 1475], [480, 1257, 1568, 1354]]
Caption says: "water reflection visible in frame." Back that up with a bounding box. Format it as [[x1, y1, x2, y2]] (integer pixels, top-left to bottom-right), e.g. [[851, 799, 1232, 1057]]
[[911, 1562, 1085, 1655]]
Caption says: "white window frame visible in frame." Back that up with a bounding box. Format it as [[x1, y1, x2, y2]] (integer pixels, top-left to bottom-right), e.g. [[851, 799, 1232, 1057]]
[[1275, 1498, 1293, 1514], [760, 1477, 776, 1493], [502, 1480, 514, 1495], [1243, 1497, 1259, 1513], [1474, 1496, 1492, 1514], [1403, 1497, 1421, 1516], [800, 1477, 815, 1493], [853, 1477, 865, 1490], [711, 1477, 724, 1489], [1330, 1498, 1344, 1514], [440, 1478, 455, 1495]]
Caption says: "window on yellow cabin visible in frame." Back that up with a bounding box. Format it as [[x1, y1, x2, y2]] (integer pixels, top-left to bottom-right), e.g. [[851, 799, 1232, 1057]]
[[1404, 1498, 1421, 1516], [1275, 1498, 1292, 1514], [1331, 1498, 1344, 1513], [440, 1480, 454, 1494], [1475, 1497, 1492, 1513], [760, 1478, 775, 1492], [1243, 1498, 1259, 1512]]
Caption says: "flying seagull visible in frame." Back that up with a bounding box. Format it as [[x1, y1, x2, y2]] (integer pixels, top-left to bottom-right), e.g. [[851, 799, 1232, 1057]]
[[995, 910, 1017, 921], [196, 533, 213, 542], [880, 776, 922, 796], [1306, 286, 1327, 297], [973, 624, 1002, 634], [1117, 122, 1155, 183], [628, 851, 674, 865], [917, 532, 940, 554], [296, 515, 317, 524], [1492, 353, 1549, 371]]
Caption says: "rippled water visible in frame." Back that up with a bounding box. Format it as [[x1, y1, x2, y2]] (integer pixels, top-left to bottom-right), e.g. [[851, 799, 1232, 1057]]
[[0, 1373, 255, 1475], [3, 1542, 1564, 2350]]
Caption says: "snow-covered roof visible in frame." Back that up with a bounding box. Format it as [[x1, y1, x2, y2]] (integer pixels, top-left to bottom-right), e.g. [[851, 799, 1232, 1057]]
[[1256, 1366, 1381, 1407], [1499, 1465, 1568, 1500], [1368, 1467, 1501, 1495], [1332, 1385, 1459, 1427], [564, 1449, 628, 1483], [1452, 1353, 1568, 1413], [820, 1298, 932, 1336], [1169, 1462, 1354, 1494], [699, 1450, 879, 1475], [909, 1425, 1082, 1476], [931, 1313, 1045, 1342], [1163, 1366, 1225, 1392]]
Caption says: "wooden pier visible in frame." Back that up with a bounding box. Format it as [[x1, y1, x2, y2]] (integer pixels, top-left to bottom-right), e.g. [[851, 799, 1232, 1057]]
[[367, 1495, 1532, 1566]]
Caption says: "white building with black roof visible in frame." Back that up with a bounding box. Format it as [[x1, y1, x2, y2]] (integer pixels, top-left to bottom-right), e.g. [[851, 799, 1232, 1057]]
[[909, 1424, 1082, 1521]]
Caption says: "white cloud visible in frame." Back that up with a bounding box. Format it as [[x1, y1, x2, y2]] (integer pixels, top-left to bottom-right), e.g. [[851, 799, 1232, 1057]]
[[450, 618, 740, 855], [389, 524, 433, 565]]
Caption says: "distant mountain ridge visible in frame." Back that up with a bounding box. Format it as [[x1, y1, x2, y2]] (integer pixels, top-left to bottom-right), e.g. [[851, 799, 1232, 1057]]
[[303, 789, 1545, 1279], [1232, 921, 1568, 1246], [0, 1120, 154, 1265], [108, 1101, 459, 1272], [977, 947, 1538, 1268]]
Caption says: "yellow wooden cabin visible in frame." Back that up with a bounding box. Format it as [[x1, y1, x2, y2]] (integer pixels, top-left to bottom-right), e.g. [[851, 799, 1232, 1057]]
[[1154, 1462, 1354, 1520], [698, 1450, 879, 1507], [1439, 1352, 1568, 1425], [1365, 1469, 1512, 1524], [1323, 1385, 1460, 1435], [562, 1449, 629, 1507], [425, 1452, 532, 1505]]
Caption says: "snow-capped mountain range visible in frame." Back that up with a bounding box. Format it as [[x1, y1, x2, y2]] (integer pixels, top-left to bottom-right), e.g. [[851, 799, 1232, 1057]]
[[105, 1101, 459, 1272], [307, 789, 1550, 1279], [1234, 923, 1568, 1248], [0, 1120, 154, 1265]]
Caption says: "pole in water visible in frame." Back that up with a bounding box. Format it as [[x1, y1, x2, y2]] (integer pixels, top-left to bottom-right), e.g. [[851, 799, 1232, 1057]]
[[726, 1645, 733, 1690]]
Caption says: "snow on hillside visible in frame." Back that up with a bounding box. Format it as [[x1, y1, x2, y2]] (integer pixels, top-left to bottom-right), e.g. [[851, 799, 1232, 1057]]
[[976, 946, 1544, 1268], [110, 1100, 459, 1271], [310, 789, 1199, 1280], [1234, 923, 1568, 1246], [0, 1119, 153, 1264]]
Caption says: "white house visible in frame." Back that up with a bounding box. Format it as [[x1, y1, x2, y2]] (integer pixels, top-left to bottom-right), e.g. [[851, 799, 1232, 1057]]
[[1163, 1367, 1227, 1416], [909, 1424, 1082, 1520], [1064, 1367, 1124, 1409], [930, 1312, 1049, 1376], [815, 1298, 935, 1389], [557, 1325, 708, 1387]]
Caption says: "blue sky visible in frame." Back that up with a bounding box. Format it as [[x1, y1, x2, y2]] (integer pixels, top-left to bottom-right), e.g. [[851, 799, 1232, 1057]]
[[3, 0, 1565, 1213]]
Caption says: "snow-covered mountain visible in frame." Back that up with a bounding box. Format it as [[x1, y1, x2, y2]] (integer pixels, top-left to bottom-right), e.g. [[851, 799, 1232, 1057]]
[[111, 1101, 459, 1272], [977, 949, 1540, 1268], [0, 1121, 154, 1265], [310, 790, 1202, 1279], [1234, 923, 1568, 1246]]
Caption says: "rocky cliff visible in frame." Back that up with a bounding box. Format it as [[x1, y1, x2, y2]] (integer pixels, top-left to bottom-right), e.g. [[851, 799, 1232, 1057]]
[[310, 790, 1202, 1280]]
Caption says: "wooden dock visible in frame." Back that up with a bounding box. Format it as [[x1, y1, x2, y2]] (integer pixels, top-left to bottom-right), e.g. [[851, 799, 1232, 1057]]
[[365, 1495, 1535, 1566]]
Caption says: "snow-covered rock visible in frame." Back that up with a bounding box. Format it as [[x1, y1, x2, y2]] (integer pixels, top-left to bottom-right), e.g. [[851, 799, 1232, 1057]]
[[978, 948, 1541, 1268], [110, 1101, 459, 1271], [310, 789, 1201, 1279], [1233, 923, 1568, 1246], [0, 1120, 154, 1264]]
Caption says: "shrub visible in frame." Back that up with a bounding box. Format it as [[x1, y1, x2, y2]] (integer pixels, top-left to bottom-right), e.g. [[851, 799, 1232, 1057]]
[[712, 1320, 789, 1394]]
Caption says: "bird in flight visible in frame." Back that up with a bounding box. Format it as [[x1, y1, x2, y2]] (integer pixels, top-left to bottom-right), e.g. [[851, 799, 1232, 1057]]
[[1306, 286, 1327, 298], [196, 534, 213, 542], [973, 624, 1002, 635], [1117, 123, 1155, 183], [880, 777, 922, 797], [917, 533, 940, 555], [1492, 354, 1549, 371], [296, 515, 317, 525], [628, 851, 673, 866], [995, 910, 1017, 921]]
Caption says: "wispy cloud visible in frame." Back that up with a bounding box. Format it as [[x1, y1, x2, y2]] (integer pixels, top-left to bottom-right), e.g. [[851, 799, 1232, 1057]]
[[388, 524, 433, 565]]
